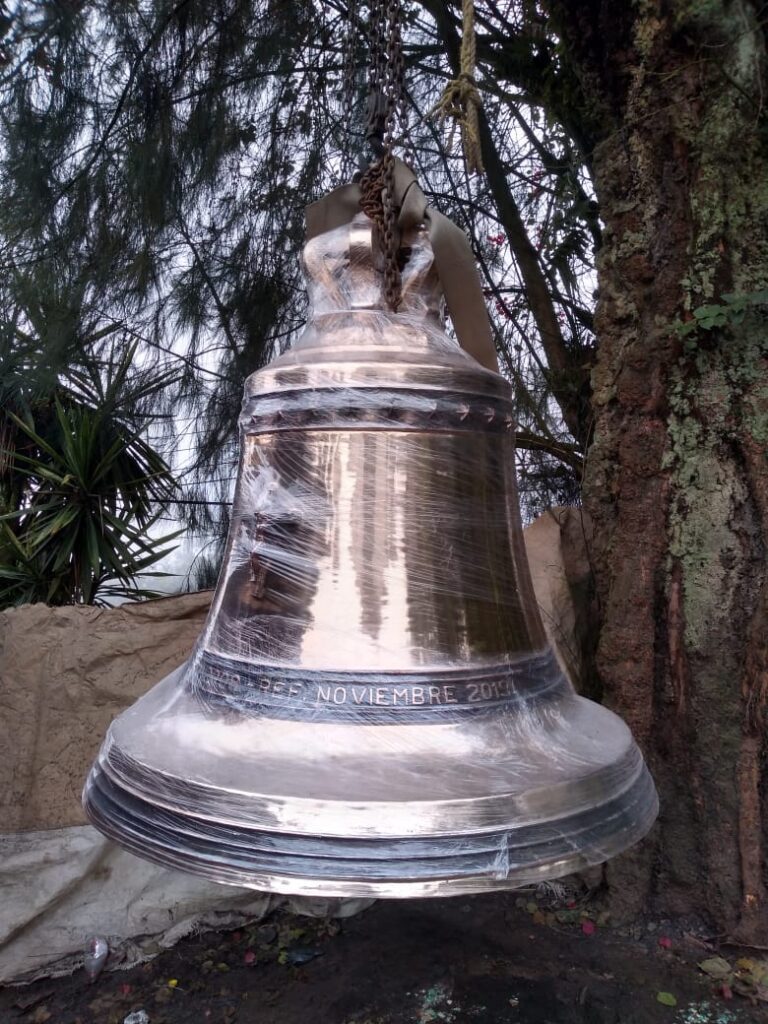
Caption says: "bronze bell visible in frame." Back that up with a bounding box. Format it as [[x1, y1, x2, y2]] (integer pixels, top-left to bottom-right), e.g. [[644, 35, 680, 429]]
[[84, 209, 658, 897]]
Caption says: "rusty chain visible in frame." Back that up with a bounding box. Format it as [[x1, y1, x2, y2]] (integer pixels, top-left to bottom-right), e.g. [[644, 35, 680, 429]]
[[358, 0, 404, 311]]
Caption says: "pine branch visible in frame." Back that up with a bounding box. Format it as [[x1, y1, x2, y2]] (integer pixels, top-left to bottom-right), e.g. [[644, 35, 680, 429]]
[[516, 430, 583, 472], [55, 0, 196, 199], [175, 218, 240, 361], [422, 0, 592, 449]]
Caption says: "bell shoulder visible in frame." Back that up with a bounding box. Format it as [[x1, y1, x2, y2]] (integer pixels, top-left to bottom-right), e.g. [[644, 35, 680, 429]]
[[301, 212, 444, 321]]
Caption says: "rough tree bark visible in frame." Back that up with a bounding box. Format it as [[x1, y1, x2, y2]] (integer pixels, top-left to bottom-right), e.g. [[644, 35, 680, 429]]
[[548, 0, 768, 941]]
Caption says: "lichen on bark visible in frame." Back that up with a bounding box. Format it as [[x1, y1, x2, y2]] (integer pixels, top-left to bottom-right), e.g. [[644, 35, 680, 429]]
[[549, 0, 768, 938]]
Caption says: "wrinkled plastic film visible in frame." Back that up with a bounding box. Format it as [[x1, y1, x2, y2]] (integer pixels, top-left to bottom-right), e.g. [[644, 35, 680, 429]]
[[84, 214, 658, 897]]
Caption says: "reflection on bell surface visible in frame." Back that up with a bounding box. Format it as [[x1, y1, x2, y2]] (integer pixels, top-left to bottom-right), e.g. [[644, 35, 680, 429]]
[[83, 211, 658, 898]]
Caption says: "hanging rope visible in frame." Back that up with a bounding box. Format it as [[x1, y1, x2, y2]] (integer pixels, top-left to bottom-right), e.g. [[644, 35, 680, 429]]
[[429, 0, 484, 175]]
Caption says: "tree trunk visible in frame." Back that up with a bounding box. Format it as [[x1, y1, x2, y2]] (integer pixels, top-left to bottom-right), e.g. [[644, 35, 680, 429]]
[[548, 0, 768, 941]]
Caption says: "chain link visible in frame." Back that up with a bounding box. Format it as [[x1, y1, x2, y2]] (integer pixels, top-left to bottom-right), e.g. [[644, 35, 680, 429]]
[[383, 0, 404, 146], [359, 0, 405, 311], [364, 0, 385, 151]]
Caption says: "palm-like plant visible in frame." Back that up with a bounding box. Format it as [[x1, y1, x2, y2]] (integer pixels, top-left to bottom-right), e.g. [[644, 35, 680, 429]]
[[0, 342, 181, 608]]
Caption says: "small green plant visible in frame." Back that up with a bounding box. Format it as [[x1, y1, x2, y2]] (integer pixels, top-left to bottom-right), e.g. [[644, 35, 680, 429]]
[[675, 289, 768, 336]]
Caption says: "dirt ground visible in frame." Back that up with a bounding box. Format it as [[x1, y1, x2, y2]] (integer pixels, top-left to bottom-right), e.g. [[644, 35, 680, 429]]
[[2, 891, 767, 1024]]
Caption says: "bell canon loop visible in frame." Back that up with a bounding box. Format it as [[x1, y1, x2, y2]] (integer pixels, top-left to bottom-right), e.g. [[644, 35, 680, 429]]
[[83, 209, 658, 898]]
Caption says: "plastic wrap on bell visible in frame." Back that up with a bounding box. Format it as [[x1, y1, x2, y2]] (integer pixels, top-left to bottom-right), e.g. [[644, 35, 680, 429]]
[[83, 212, 658, 898]]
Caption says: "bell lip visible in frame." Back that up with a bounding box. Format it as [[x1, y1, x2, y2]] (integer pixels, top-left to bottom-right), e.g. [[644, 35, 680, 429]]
[[82, 762, 659, 899], [89, 709, 648, 840]]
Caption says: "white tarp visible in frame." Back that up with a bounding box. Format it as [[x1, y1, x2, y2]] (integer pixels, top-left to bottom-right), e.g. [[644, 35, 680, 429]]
[[0, 826, 371, 984], [0, 826, 275, 984]]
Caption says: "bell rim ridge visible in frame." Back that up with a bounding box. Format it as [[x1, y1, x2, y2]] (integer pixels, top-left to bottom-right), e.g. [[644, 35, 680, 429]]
[[84, 755, 657, 899], [88, 734, 652, 839]]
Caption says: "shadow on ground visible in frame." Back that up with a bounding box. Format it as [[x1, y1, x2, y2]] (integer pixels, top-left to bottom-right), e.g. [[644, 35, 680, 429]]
[[2, 893, 765, 1024]]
